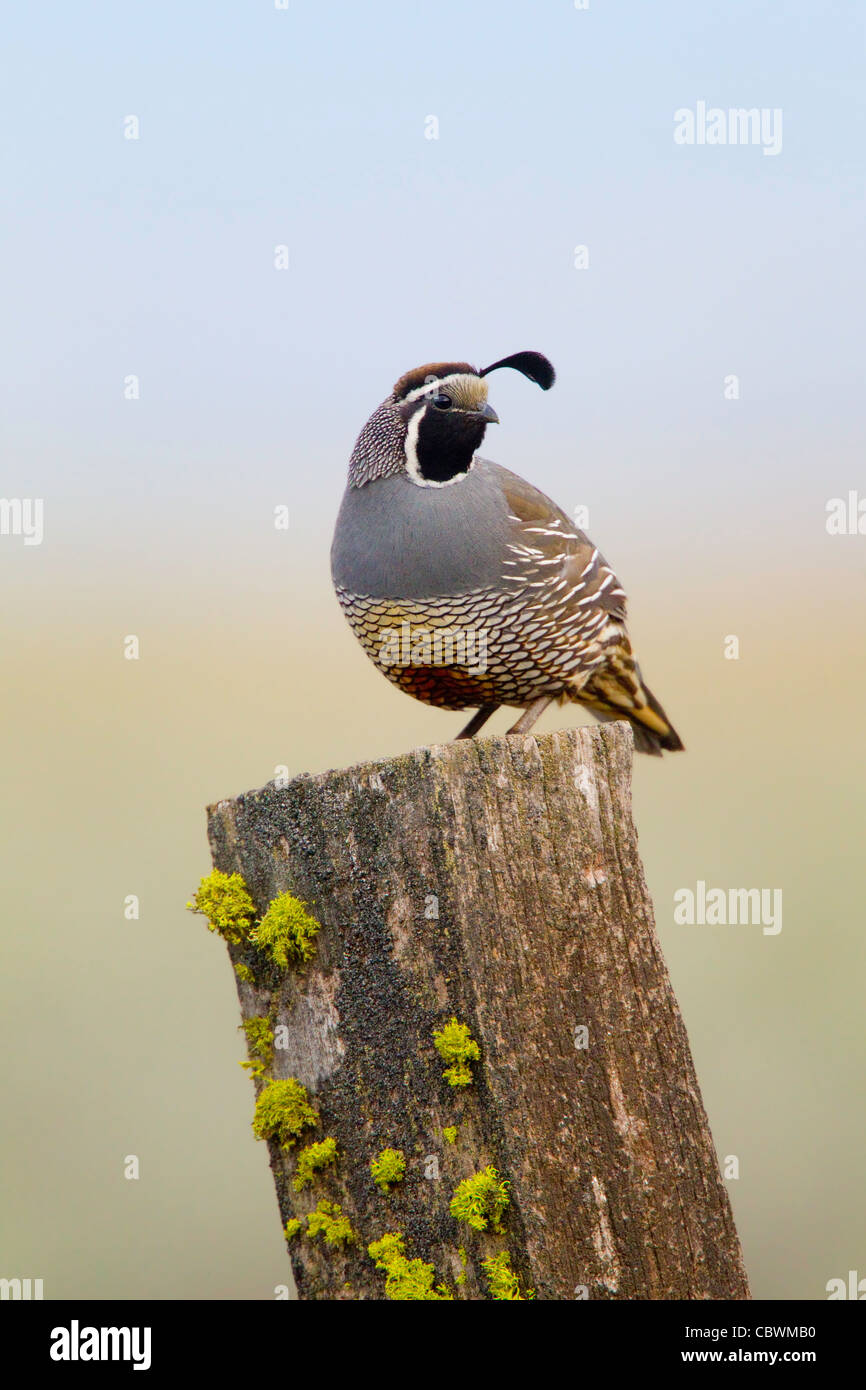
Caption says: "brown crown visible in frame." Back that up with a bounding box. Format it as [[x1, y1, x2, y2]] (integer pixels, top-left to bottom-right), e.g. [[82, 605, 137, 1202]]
[[392, 361, 478, 399]]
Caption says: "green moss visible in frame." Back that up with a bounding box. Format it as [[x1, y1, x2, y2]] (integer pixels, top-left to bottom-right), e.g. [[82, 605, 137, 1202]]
[[432, 1017, 480, 1088], [239, 1017, 274, 1080], [450, 1166, 510, 1233], [367, 1232, 404, 1267], [283, 1218, 302, 1241], [455, 1244, 468, 1286], [370, 1147, 405, 1193], [234, 962, 255, 984], [442, 1126, 458, 1145], [368, 1232, 453, 1301], [293, 1136, 338, 1190], [481, 1251, 533, 1300], [306, 1200, 356, 1248], [252, 1078, 318, 1149], [250, 890, 321, 968], [186, 870, 256, 945]]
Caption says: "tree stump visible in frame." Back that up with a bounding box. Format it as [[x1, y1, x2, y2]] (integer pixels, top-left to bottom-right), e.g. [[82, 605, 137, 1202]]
[[205, 723, 749, 1300]]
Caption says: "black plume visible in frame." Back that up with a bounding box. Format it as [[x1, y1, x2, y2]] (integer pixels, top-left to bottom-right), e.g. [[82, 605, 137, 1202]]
[[479, 351, 555, 390]]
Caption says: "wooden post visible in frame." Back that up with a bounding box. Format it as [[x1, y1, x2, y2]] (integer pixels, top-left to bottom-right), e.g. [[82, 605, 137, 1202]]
[[205, 724, 749, 1300]]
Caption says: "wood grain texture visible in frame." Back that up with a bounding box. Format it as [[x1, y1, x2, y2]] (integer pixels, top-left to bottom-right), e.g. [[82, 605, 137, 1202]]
[[206, 723, 749, 1301]]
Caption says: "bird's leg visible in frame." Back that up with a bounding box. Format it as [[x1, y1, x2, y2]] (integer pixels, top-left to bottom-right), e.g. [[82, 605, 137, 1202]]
[[506, 696, 554, 736], [455, 703, 500, 739]]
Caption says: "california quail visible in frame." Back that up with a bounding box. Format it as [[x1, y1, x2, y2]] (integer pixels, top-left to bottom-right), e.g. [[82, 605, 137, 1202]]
[[331, 352, 683, 754]]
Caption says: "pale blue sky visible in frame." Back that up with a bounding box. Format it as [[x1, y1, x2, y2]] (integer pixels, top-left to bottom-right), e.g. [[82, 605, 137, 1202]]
[[3, 1, 863, 558]]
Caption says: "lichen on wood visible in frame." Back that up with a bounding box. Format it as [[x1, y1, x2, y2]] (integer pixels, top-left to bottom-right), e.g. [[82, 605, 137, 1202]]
[[204, 724, 750, 1300]]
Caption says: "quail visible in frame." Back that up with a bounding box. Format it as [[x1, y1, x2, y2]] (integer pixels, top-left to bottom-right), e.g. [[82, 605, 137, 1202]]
[[331, 352, 683, 754]]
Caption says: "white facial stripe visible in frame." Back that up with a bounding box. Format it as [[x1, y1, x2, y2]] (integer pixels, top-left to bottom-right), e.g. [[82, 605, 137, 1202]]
[[403, 402, 476, 489], [399, 372, 485, 405], [403, 407, 423, 478]]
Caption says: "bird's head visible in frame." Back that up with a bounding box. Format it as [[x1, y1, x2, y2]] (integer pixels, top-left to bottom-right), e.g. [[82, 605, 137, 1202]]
[[347, 351, 555, 489]]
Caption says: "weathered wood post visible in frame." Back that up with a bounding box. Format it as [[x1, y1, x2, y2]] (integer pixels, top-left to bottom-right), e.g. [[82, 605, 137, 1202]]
[[202, 723, 749, 1300]]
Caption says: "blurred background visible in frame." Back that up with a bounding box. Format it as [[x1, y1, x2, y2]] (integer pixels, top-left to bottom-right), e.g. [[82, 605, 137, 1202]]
[[2, 1, 864, 1299]]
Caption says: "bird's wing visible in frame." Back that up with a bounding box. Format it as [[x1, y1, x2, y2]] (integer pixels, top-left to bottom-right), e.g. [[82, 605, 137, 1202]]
[[488, 464, 681, 749], [491, 463, 628, 622]]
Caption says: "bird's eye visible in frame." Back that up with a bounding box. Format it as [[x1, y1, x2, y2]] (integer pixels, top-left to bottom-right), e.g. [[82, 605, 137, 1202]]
[[432, 393, 453, 410]]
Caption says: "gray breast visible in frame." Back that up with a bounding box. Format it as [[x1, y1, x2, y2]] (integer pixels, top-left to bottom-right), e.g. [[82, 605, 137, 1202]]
[[331, 459, 512, 599]]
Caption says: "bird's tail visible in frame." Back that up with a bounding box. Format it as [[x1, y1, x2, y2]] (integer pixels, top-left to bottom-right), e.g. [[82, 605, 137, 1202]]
[[571, 646, 684, 757]]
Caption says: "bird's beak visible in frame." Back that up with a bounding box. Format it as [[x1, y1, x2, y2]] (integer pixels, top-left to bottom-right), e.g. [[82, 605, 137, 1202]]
[[477, 402, 499, 424]]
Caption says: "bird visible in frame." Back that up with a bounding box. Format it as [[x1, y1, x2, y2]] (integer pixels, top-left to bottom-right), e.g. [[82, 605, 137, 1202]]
[[330, 352, 683, 755]]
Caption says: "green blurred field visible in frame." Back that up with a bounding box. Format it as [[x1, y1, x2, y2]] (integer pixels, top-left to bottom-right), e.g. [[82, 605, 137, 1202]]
[[2, 534, 863, 1299]]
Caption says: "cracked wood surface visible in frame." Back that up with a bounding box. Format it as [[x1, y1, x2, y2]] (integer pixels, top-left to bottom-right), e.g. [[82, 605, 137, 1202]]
[[206, 723, 749, 1300]]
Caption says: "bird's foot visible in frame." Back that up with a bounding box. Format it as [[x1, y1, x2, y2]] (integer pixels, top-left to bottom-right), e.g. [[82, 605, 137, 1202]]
[[506, 697, 554, 736], [455, 703, 500, 739]]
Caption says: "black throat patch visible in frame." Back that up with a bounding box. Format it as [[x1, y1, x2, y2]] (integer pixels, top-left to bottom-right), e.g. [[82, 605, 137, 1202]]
[[413, 406, 487, 483]]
